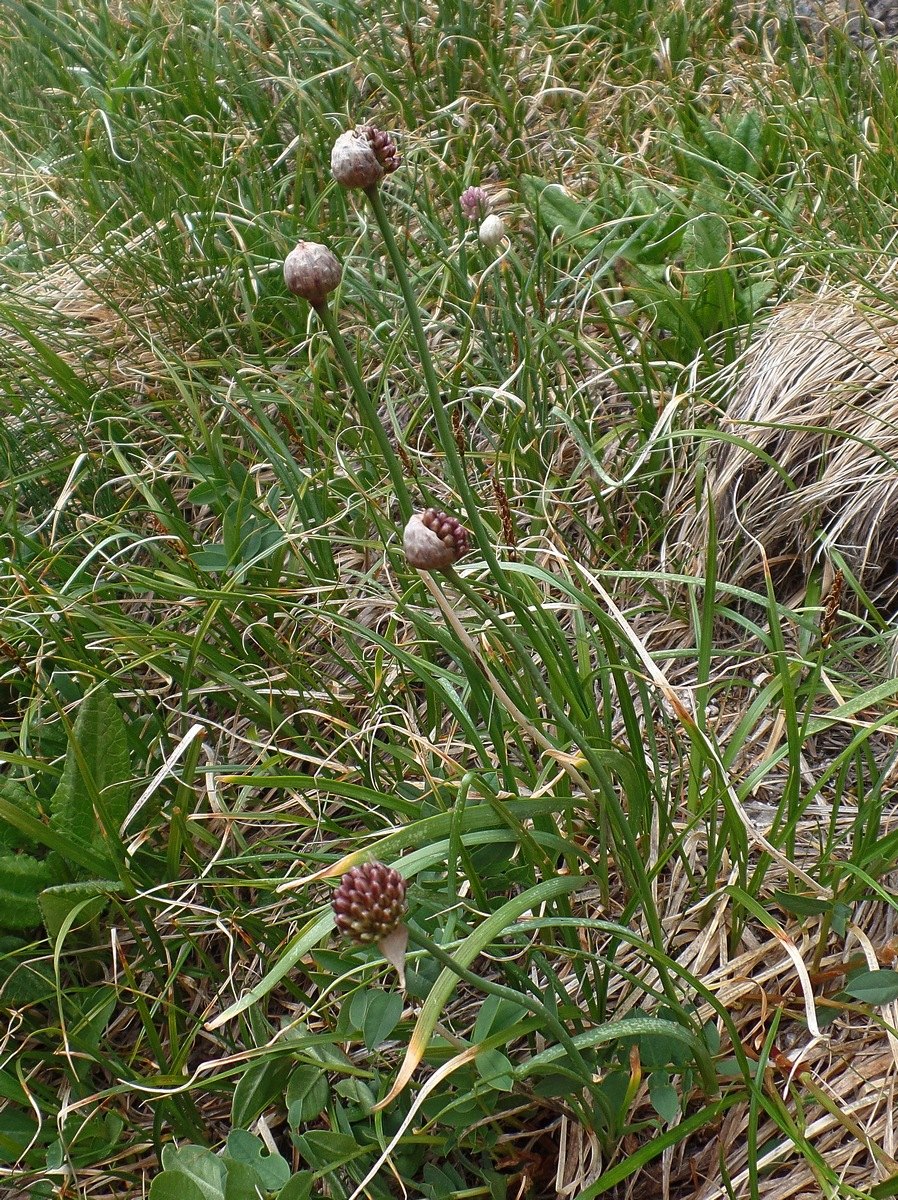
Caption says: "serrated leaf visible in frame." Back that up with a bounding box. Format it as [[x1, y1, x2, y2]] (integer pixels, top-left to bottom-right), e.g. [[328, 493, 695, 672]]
[[49, 687, 131, 871], [149, 1172, 208, 1200], [158, 1146, 226, 1200], [224, 1130, 290, 1192], [0, 781, 45, 854], [38, 880, 119, 941], [844, 969, 898, 1006], [0, 853, 55, 932], [285, 1064, 329, 1127], [231, 1055, 292, 1128]]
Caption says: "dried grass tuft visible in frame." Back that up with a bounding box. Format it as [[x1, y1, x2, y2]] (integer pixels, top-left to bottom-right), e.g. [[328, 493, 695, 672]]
[[667, 292, 898, 602]]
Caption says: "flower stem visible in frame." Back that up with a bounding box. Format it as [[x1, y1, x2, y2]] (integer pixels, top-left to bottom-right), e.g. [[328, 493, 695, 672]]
[[364, 185, 496, 554], [314, 298, 413, 522]]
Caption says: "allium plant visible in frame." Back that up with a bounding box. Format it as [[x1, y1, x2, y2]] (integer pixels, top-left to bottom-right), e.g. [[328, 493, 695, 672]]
[[327, 123, 496, 564]]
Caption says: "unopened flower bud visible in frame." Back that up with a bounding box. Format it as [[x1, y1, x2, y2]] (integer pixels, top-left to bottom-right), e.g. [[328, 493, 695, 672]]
[[478, 214, 506, 249], [460, 186, 490, 222], [403, 509, 469, 570], [363, 124, 400, 174], [333, 861, 407, 944], [283, 241, 342, 308], [331, 125, 400, 189]]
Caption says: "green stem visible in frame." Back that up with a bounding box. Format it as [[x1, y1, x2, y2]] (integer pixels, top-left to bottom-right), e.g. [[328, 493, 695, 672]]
[[314, 299, 413, 522], [364, 185, 496, 553]]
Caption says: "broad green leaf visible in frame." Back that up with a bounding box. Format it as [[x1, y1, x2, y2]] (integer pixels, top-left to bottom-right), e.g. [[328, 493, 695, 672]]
[[361, 990, 403, 1050], [0, 781, 45, 853], [0, 792, 106, 876], [475, 1049, 514, 1092], [648, 1073, 679, 1123], [844, 969, 898, 1006], [50, 686, 131, 870], [158, 1146, 226, 1200], [832, 903, 852, 939], [224, 1130, 290, 1192], [473, 995, 528, 1043], [285, 1065, 329, 1127], [683, 211, 730, 271], [773, 892, 831, 919], [0, 1107, 40, 1165], [333, 1077, 376, 1119], [278, 1172, 314, 1200], [149, 1172, 208, 1200], [222, 1160, 259, 1200], [231, 1055, 292, 1128], [293, 1129, 363, 1172], [519, 176, 600, 250]]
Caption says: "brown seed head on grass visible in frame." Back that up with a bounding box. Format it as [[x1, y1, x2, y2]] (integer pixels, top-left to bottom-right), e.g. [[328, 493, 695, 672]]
[[403, 509, 470, 570], [332, 861, 407, 944]]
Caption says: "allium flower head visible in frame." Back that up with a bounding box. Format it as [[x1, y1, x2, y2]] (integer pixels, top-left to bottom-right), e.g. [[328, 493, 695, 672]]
[[283, 241, 342, 308], [331, 124, 400, 189], [332, 861, 407, 944], [460, 186, 490, 222], [403, 509, 470, 570]]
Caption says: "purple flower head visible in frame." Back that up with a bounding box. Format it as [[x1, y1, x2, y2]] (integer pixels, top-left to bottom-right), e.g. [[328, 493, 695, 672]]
[[460, 186, 490, 222]]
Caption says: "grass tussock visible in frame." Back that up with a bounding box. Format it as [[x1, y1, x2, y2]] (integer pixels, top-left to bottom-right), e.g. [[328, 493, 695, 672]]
[[669, 289, 898, 604]]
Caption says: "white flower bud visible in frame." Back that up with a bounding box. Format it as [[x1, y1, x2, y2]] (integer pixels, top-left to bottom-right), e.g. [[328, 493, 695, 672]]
[[283, 241, 342, 308], [478, 214, 506, 249]]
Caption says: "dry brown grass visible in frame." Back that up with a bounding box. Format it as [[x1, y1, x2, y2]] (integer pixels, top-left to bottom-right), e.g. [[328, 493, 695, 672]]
[[666, 289, 898, 606]]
